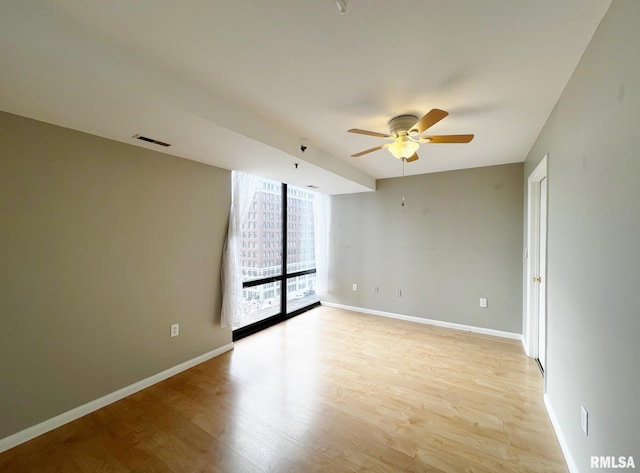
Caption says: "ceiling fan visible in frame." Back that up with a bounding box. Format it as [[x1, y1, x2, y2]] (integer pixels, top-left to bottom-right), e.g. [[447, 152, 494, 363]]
[[348, 109, 474, 163]]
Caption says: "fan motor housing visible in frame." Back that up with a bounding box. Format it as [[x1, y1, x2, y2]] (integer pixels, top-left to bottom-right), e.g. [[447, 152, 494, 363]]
[[389, 115, 418, 137]]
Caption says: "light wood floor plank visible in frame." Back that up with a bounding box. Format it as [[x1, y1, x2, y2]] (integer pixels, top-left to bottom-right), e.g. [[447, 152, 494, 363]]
[[0, 306, 567, 472]]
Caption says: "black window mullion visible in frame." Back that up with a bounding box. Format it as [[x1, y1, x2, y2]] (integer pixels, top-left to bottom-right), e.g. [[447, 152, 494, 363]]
[[241, 269, 316, 289], [281, 183, 288, 313]]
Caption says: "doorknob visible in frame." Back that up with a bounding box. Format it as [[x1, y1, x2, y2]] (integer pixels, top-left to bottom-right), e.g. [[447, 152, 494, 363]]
[[533, 277, 542, 283]]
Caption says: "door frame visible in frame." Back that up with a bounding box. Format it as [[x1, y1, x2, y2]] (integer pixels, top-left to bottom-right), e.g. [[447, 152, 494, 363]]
[[524, 154, 548, 364]]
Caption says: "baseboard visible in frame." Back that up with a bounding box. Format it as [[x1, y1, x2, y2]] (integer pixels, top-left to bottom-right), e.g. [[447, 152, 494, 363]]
[[0, 343, 234, 454], [321, 301, 522, 340], [544, 394, 578, 473]]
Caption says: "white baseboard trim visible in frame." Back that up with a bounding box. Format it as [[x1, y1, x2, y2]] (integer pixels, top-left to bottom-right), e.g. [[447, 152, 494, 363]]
[[544, 393, 578, 473], [321, 301, 522, 340], [0, 342, 234, 454]]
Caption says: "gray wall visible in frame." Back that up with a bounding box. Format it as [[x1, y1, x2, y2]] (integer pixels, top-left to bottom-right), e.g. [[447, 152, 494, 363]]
[[524, 0, 640, 468], [0, 111, 232, 440], [326, 163, 524, 334]]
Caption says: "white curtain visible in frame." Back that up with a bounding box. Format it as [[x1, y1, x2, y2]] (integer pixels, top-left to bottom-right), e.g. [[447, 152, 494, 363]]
[[313, 191, 330, 300], [221, 171, 260, 328]]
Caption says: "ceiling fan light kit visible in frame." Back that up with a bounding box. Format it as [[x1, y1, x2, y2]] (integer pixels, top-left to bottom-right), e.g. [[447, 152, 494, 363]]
[[348, 108, 474, 163], [388, 135, 419, 159]]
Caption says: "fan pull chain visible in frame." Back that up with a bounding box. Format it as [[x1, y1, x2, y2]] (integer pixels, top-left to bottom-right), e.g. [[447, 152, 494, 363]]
[[401, 158, 406, 206]]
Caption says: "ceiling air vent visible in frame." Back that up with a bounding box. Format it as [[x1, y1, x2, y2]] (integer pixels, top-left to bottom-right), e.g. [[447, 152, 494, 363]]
[[133, 134, 171, 147]]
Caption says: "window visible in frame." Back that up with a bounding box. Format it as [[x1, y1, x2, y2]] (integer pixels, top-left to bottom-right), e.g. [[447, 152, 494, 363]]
[[222, 172, 328, 338]]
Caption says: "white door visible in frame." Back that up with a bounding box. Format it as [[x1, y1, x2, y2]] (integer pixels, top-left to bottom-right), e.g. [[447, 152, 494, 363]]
[[537, 177, 548, 372]]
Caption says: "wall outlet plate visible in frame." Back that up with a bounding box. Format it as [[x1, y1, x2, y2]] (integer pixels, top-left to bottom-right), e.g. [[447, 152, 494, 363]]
[[480, 297, 488, 308], [581, 405, 588, 436], [170, 323, 179, 338], [352, 283, 357, 291]]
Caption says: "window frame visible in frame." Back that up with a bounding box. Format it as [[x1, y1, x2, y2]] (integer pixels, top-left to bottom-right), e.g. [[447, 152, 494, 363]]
[[232, 182, 320, 340]]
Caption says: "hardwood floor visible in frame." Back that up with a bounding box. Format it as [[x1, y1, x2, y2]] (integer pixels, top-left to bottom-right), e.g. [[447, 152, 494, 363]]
[[0, 306, 567, 472]]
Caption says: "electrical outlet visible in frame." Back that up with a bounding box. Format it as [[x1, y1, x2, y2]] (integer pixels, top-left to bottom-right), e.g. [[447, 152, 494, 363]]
[[581, 405, 588, 436], [479, 297, 488, 308], [374, 286, 379, 295], [396, 289, 402, 297], [352, 283, 357, 291], [170, 323, 179, 338]]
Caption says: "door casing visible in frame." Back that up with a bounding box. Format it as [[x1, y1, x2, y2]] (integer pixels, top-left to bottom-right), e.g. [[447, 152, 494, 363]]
[[524, 154, 548, 379]]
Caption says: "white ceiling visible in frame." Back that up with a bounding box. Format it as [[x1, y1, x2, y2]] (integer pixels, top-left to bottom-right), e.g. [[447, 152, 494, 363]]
[[0, 0, 611, 194]]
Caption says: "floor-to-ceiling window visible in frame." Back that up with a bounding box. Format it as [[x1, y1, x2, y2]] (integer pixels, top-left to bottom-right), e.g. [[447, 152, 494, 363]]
[[231, 174, 324, 339]]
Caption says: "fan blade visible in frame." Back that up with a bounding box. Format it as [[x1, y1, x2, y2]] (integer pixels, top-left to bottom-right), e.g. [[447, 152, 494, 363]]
[[424, 134, 474, 144], [348, 128, 391, 138], [351, 144, 386, 157], [406, 153, 419, 163], [410, 109, 449, 134]]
